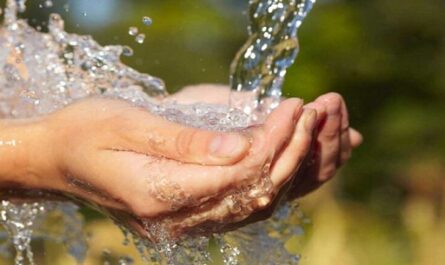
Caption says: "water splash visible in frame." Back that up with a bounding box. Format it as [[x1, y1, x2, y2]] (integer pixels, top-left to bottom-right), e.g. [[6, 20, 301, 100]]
[[128, 26, 138, 36], [142, 16, 153, 27], [0, 200, 87, 265], [0, 0, 313, 264], [230, 0, 316, 121], [135, 33, 146, 44]]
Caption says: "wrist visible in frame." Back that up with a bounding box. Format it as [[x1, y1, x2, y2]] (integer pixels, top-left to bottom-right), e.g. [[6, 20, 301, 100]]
[[0, 118, 60, 191]]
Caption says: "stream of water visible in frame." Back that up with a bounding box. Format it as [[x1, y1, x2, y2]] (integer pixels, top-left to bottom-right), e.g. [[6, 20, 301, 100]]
[[0, 0, 316, 264], [230, 0, 316, 121]]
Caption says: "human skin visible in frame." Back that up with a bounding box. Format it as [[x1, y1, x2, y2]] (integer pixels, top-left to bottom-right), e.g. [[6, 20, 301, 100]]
[[0, 83, 361, 238], [169, 84, 362, 199]]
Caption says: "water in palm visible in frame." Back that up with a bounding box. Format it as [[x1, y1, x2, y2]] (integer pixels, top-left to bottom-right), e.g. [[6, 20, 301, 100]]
[[0, 0, 315, 264]]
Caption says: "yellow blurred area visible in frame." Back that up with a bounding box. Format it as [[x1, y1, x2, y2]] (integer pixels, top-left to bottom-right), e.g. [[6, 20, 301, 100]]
[[299, 187, 445, 265]]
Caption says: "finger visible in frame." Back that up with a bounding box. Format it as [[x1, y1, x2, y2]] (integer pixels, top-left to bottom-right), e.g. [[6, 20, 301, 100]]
[[305, 101, 328, 125], [284, 102, 326, 189], [118, 108, 251, 166], [315, 92, 342, 181], [125, 99, 302, 217], [93, 150, 245, 218], [269, 108, 317, 189], [262, 98, 304, 157], [230, 98, 304, 205], [350, 128, 363, 147], [339, 98, 352, 166]]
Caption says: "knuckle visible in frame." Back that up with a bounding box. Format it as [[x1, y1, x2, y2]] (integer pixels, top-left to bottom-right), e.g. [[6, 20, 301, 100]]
[[321, 129, 340, 141], [175, 128, 198, 156], [340, 150, 352, 165], [320, 164, 337, 181]]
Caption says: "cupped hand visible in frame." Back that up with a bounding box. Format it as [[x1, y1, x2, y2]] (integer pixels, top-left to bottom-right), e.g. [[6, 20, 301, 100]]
[[168, 84, 362, 200], [19, 95, 313, 239], [40, 97, 252, 213], [4, 83, 360, 240]]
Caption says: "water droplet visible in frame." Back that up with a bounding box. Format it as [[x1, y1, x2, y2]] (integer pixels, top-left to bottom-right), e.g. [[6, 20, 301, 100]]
[[122, 46, 134, 57], [118, 256, 134, 265], [82, 12, 87, 17], [142, 16, 152, 26], [128, 26, 138, 36], [44, 0, 53, 8], [135, 33, 145, 44], [17, 0, 26, 13]]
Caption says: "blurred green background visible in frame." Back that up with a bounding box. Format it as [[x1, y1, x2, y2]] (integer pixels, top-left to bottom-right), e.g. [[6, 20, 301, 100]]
[[1, 0, 445, 264]]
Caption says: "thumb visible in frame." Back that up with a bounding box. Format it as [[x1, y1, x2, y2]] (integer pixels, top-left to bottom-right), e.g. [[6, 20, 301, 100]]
[[120, 109, 251, 166]]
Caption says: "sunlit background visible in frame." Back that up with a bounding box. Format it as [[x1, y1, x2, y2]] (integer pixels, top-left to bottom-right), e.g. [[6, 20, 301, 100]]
[[1, 0, 445, 264]]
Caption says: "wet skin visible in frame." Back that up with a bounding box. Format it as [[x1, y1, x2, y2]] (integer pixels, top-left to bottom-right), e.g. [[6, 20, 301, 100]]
[[0, 84, 361, 239]]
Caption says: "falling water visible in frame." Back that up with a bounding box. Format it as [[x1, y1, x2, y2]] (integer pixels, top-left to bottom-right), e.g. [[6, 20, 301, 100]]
[[0, 0, 315, 264], [230, 0, 316, 121]]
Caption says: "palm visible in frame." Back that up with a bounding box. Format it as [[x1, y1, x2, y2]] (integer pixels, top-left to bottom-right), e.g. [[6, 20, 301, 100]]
[[47, 96, 313, 239], [168, 84, 363, 200]]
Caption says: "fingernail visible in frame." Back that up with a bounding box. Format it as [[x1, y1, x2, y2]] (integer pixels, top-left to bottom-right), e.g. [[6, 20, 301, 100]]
[[303, 109, 317, 133], [293, 99, 304, 122], [325, 99, 341, 115], [209, 133, 247, 158]]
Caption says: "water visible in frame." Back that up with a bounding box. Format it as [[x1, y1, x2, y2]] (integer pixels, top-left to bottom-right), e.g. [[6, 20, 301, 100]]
[[0, 0, 315, 264], [128, 26, 138, 36], [135, 33, 146, 44], [142, 16, 152, 27], [230, 0, 316, 121], [0, 200, 87, 265]]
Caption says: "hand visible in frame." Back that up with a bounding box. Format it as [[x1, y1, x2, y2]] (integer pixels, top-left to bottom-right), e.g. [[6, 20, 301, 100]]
[[155, 97, 317, 236], [52, 97, 317, 239], [38, 98, 253, 213], [0, 96, 315, 239], [0, 83, 359, 240], [287, 93, 363, 199], [168, 84, 363, 200]]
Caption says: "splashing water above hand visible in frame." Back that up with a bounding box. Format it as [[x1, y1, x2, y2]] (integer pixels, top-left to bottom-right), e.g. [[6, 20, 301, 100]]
[[0, 0, 320, 264], [230, 0, 316, 121]]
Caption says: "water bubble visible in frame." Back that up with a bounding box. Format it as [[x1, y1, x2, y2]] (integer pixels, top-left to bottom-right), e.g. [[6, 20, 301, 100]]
[[101, 249, 112, 265], [44, 0, 53, 8], [135, 33, 146, 44], [122, 46, 134, 57], [128, 26, 138, 36], [142, 16, 153, 26], [82, 12, 87, 17], [17, 0, 26, 13], [118, 256, 134, 265]]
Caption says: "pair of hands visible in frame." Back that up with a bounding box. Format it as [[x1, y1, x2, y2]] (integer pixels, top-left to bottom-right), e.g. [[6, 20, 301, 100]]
[[0, 84, 361, 239]]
